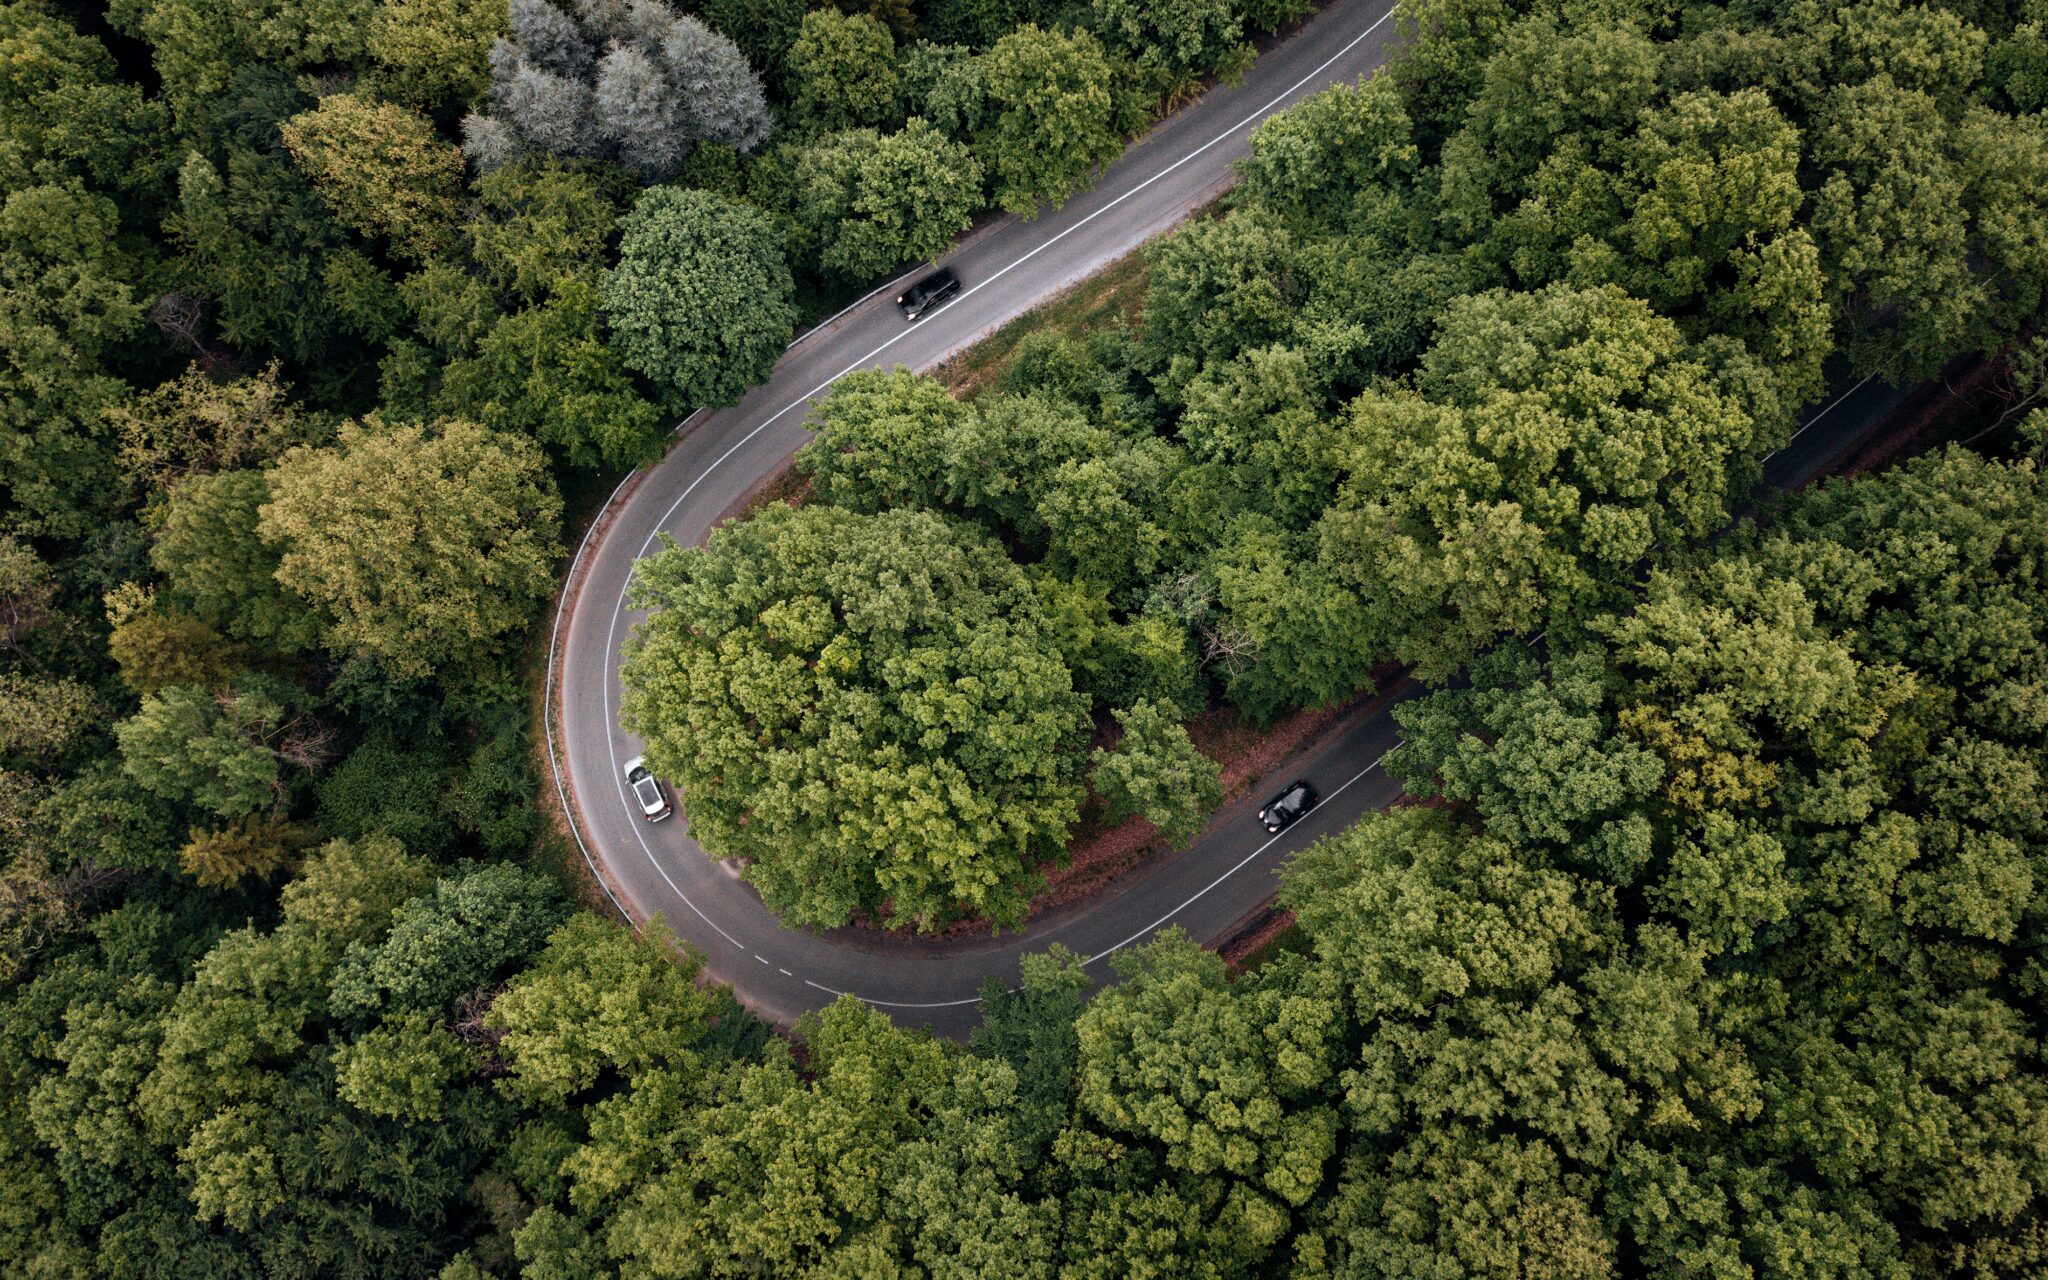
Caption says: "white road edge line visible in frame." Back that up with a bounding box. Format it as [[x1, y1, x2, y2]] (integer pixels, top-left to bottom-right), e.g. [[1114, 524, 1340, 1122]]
[[1081, 747, 1396, 964], [542, 467, 640, 927], [1764, 374, 1875, 461], [542, 0, 1900, 1020]]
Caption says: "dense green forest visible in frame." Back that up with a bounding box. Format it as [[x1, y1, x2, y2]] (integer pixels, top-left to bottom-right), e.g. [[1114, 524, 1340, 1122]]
[[4, 0, 2048, 1274], [625, 0, 2048, 927]]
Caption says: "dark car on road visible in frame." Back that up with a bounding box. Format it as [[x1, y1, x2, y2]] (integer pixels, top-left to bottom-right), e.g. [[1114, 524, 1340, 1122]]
[[1258, 780, 1318, 834], [897, 266, 961, 320]]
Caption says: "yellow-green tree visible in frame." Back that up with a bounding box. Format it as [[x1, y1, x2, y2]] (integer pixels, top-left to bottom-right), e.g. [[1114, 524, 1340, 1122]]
[[259, 418, 562, 681], [280, 93, 466, 260]]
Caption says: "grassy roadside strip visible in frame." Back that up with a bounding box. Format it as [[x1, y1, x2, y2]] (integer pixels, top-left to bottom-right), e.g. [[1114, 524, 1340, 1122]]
[[1223, 914, 1308, 974], [934, 246, 1153, 399]]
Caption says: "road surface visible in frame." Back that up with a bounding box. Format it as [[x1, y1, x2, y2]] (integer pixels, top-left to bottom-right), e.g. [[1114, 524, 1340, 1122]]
[[547, 0, 1916, 1036]]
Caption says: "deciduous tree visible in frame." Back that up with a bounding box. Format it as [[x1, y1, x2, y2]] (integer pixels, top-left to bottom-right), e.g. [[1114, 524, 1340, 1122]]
[[899, 39, 989, 137], [334, 1010, 478, 1121], [1089, 700, 1221, 847], [621, 503, 1089, 929], [1316, 285, 1760, 678], [115, 681, 283, 820], [1239, 75, 1419, 230], [980, 25, 1119, 213], [465, 0, 771, 179], [104, 584, 246, 694], [0, 6, 171, 203], [787, 8, 902, 132], [0, 184, 139, 538], [443, 277, 668, 468], [1209, 518, 1377, 721], [788, 121, 984, 280], [328, 863, 566, 1020], [0, 534, 56, 659], [164, 146, 353, 366], [107, 362, 320, 498], [1075, 932, 1339, 1202], [121, 0, 376, 126], [462, 160, 620, 304], [0, 674, 100, 763], [489, 914, 723, 1106], [277, 833, 433, 941], [798, 367, 973, 512], [1090, 0, 1243, 98], [151, 469, 322, 654], [601, 187, 795, 408], [1388, 644, 1662, 858], [280, 93, 466, 261], [1142, 210, 1304, 390], [259, 418, 563, 680], [364, 0, 504, 109], [177, 814, 313, 888]]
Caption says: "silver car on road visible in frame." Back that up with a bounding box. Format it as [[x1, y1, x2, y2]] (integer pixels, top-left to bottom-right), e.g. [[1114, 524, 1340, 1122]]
[[623, 756, 672, 822]]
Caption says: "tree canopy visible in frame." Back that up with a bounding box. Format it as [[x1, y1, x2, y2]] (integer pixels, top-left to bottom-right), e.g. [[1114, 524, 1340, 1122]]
[[622, 503, 1090, 929], [1317, 283, 1763, 678], [981, 25, 1121, 213], [782, 121, 985, 281], [7, 0, 2048, 1275], [461, 0, 771, 180], [1089, 699, 1222, 846], [280, 93, 466, 261], [259, 418, 562, 680], [600, 186, 796, 409]]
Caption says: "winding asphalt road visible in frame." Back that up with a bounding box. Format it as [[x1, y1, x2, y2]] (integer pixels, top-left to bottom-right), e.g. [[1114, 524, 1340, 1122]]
[[547, 0, 1917, 1037]]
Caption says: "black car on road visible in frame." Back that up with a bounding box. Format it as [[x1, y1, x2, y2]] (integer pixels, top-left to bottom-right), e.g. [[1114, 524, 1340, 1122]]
[[1258, 780, 1318, 834], [897, 266, 961, 320]]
